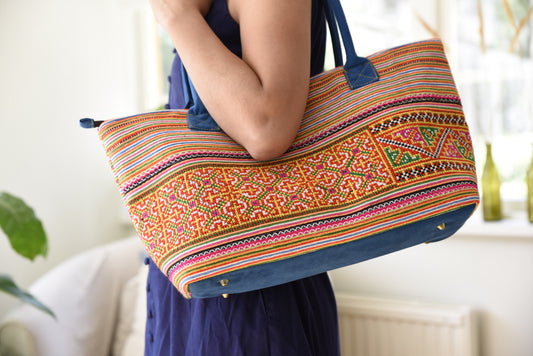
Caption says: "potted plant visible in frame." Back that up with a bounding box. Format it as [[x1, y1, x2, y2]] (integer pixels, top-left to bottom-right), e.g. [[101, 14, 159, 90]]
[[0, 191, 55, 318]]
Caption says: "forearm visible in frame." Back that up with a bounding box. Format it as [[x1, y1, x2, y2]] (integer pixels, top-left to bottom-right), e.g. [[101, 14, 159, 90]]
[[165, 12, 280, 155], [152, 0, 312, 160]]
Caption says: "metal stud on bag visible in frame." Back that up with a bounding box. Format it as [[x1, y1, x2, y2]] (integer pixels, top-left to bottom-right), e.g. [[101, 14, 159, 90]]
[[426, 223, 447, 244], [220, 279, 230, 298]]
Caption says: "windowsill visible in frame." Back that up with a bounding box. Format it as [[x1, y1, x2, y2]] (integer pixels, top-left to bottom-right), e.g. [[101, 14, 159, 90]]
[[455, 208, 533, 242]]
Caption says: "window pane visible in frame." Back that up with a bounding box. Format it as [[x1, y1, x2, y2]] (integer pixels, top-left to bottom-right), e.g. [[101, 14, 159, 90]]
[[455, 0, 533, 200]]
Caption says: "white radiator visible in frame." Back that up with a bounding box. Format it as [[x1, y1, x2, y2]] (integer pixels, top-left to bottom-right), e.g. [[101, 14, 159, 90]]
[[336, 294, 478, 356]]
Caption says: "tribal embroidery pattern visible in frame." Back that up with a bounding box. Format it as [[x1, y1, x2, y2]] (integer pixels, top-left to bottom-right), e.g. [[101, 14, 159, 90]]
[[131, 130, 394, 255], [98, 40, 479, 298]]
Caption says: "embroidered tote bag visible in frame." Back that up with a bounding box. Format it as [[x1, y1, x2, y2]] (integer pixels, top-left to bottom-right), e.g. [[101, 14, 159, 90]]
[[81, 0, 479, 298]]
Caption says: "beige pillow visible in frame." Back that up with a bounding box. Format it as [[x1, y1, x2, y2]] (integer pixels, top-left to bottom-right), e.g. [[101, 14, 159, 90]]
[[0, 321, 36, 356]]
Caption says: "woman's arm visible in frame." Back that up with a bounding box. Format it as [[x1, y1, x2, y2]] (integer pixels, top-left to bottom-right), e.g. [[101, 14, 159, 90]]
[[150, 0, 312, 160]]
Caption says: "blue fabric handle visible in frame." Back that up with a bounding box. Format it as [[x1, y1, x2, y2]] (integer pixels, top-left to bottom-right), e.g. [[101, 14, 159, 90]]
[[181, 66, 222, 131], [183, 0, 379, 130], [324, 0, 379, 88], [324, 2, 343, 68]]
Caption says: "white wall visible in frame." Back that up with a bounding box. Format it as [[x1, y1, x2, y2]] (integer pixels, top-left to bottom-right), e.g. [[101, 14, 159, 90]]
[[0, 0, 141, 315]]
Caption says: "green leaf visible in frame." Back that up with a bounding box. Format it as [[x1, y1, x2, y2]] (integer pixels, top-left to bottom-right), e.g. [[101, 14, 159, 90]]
[[0, 192, 48, 261], [0, 274, 55, 319]]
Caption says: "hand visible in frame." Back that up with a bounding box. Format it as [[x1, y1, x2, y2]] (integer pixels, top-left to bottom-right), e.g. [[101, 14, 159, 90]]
[[149, 0, 214, 30]]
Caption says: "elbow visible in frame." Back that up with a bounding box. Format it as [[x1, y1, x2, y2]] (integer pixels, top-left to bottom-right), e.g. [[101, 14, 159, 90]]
[[248, 145, 288, 161], [245, 136, 292, 161], [242, 120, 297, 161], [230, 97, 305, 161]]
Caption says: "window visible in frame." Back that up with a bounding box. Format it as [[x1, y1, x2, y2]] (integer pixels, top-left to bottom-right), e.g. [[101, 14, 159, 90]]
[[454, 0, 533, 201]]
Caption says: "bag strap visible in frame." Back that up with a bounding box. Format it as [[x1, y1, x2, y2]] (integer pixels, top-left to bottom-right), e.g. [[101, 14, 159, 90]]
[[181, 66, 222, 131], [324, 0, 379, 88], [324, 2, 343, 68]]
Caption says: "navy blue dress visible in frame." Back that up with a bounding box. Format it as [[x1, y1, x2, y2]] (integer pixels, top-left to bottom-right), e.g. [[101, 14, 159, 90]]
[[145, 1, 340, 355]]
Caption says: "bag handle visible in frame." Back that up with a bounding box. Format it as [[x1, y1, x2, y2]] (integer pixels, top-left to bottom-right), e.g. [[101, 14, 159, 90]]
[[324, 0, 379, 88], [324, 2, 343, 68]]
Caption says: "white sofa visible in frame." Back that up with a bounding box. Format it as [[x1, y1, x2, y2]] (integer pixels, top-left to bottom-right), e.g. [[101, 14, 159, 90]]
[[0, 237, 149, 356]]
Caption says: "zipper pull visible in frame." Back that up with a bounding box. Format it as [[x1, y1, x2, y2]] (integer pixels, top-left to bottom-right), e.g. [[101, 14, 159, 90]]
[[79, 118, 103, 129]]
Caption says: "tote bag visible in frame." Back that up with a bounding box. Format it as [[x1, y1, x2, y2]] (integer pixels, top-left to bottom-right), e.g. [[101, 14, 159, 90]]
[[81, 0, 479, 298]]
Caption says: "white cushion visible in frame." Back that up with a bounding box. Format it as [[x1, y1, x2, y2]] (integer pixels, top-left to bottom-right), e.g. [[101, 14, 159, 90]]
[[112, 264, 148, 356], [0, 237, 145, 356]]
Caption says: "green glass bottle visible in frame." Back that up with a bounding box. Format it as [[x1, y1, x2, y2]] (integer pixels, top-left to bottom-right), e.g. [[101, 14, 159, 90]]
[[527, 151, 533, 223], [481, 143, 502, 221]]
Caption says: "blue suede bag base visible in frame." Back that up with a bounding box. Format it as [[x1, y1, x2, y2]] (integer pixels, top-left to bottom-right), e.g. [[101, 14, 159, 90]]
[[189, 204, 476, 298]]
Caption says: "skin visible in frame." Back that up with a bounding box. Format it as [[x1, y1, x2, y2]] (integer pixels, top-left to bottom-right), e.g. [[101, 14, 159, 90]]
[[149, 0, 312, 161]]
